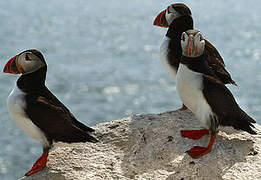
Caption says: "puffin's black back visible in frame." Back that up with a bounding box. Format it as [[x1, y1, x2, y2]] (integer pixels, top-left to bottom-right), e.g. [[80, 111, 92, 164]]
[[18, 67, 98, 144]]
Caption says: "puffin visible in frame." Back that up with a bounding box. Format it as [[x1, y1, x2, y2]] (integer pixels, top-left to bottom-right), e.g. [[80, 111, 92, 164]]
[[153, 3, 236, 110], [176, 30, 256, 158], [3, 49, 99, 176]]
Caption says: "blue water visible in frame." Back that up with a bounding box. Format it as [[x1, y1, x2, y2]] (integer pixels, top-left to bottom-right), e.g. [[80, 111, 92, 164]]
[[0, 0, 260, 179]]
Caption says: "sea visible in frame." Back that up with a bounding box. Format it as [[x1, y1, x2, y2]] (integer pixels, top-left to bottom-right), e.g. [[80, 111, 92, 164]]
[[0, 0, 260, 179]]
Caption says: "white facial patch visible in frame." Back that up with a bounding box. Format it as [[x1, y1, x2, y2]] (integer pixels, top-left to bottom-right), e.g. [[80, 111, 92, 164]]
[[180, 32, 189, 56], [180, 31, 206, 57], [165, 6, 181, 25], [17, 52, 45, 74], [193, 32, 205, 56]]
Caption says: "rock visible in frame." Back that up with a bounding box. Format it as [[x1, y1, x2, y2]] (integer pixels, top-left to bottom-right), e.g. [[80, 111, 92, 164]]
[[22, 110, 261, 180]]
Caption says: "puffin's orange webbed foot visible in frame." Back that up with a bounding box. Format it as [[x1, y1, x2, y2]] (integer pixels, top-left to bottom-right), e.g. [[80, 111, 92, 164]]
[[186, 146, 210, 158], [25, 152, 48, 176], [185, 135, 216, 159], [181, 129, 209, 139]]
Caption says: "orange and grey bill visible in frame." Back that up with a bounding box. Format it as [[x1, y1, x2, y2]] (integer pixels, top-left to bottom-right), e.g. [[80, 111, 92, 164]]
[[3, 55, 20, 74], [153, 9, 168, 28]]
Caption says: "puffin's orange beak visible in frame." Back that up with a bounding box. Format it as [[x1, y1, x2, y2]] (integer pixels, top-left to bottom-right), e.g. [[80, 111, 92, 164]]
[[3, 55, 20, 74], [153, 9, 168, 28]]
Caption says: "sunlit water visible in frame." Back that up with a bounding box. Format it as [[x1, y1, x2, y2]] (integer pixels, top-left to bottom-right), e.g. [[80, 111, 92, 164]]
[[0, 0, 260, 179]]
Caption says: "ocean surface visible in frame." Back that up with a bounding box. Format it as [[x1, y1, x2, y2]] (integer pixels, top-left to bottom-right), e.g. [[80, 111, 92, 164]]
[[0, 0, 260, 179]]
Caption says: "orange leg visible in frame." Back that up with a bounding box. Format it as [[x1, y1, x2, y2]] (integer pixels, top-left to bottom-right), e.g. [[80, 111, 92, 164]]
[[25, 151, 49, 176], [178, 104, 187, 111], [181, 129, 209, 140], [186, 134, 216, 158]]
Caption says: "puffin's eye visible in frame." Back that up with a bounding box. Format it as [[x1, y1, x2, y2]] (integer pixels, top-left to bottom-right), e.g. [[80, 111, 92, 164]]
[[25, 54, 31, 61]]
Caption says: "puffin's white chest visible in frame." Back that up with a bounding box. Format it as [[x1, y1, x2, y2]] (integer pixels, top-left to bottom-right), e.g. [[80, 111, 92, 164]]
[[7, 84, 48, 146], [176, 64, 213, 128], [160, 36, 177, 80]]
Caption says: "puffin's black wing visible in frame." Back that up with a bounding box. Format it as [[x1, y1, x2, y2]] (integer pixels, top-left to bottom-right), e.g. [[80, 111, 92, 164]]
[[24, 87, 98, 143], [202, 75, 256, 134], [204, 40, 237, 86]]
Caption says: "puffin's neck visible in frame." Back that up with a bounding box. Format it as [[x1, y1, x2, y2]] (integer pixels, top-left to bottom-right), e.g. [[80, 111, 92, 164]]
[[180, 55, 204, 65], [17, 66, 47, 93], [166, 15, 193, 65], [166, 15, 194, 40], [180, 55, 215, 76]]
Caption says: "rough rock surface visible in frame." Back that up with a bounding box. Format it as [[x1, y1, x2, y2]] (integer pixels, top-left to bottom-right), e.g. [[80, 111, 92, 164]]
[[22, 110, 261, 180]]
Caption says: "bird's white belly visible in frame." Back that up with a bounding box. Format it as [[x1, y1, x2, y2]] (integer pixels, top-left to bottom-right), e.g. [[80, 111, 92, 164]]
[[176, 64, 213, 128], [7, 84, 48, 146], [160, 36, 177, 80]]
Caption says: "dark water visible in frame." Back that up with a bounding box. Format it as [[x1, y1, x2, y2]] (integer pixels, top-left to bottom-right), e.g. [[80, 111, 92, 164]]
[[0, 0, 260, 179]]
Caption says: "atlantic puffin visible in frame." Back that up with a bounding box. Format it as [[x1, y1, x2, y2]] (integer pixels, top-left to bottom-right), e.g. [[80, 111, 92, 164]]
[[153, 3, 236, 110], [176, 30, 256, 158], [3, 49, 98, 176]]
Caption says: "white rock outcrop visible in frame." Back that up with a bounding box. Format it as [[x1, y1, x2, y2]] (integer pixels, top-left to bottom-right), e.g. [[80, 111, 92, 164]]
[[22, 110, 261, 180]]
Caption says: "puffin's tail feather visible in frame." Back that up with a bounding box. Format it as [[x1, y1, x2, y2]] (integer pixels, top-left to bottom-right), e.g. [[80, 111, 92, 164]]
[[66, 128, 99, 143], [73, 118, 95, 132], [85, 133, 99, 143], [52, 129, 99, 144], [233, 110, 257, 135], [73, 122, 99, 143], [52, 121, 99, 143]]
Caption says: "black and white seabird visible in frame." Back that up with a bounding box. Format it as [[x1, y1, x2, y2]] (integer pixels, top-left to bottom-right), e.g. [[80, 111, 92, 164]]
[[3, 49, 98, 176], [153, 3, 236, 110], [177, 30, 256, 158]]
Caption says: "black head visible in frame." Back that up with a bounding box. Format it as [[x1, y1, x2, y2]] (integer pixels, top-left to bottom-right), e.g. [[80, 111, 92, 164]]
[[153, 3, 192, 28], [3, 49, 46, 75]]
